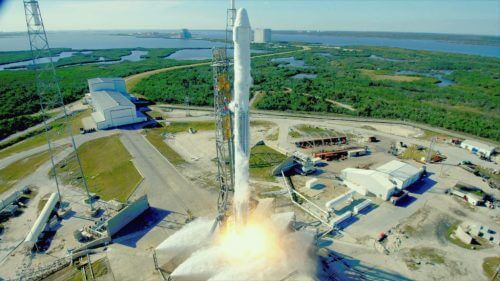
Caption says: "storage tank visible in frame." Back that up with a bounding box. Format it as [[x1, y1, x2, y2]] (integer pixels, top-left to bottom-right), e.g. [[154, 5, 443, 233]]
[[24, 193, 59, 251]]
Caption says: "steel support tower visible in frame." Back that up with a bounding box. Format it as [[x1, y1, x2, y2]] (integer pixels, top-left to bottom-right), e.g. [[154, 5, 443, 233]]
[[211, 48, 234, 230], [210, 1, 237, 231], [23, 0, 93, 209]]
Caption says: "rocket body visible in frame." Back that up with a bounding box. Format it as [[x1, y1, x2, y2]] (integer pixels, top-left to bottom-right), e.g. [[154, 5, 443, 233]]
[[232, 8, 252, 225]]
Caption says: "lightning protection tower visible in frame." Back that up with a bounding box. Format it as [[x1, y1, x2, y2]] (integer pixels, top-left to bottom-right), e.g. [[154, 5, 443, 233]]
[[23, 0, 93, 209]]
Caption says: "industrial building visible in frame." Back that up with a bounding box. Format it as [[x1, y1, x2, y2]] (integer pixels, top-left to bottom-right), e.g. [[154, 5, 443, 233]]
[[88, 77, 130, 98], [87, 78, 146, 129], [254, 28, 272, 43], [375, 160, 424, 190], [460, 140, 496, 158], [341, 168, 398, 200], [341, 160, 423, 200]]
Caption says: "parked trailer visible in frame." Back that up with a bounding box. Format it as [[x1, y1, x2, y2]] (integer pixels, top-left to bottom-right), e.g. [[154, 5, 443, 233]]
[[314, 147, 366, 161], [332, 211, 352, 227], [0, 190, 21, 211], [295, 136, 347, 149], [24, 193, 59, 251], [353, 199, 372, 215]]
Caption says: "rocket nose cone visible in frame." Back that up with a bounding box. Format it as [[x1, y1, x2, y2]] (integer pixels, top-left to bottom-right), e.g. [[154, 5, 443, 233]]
[[235, 8, 250, 28]]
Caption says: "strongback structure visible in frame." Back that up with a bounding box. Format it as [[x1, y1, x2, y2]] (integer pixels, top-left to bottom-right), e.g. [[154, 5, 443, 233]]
[[23, 0, 93, 208], [211, 48, 234, 229], [210, 0, 238, 231]]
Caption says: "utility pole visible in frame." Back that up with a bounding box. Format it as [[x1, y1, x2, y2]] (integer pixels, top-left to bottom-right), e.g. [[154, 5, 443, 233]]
[[23, 0, 93, 210]]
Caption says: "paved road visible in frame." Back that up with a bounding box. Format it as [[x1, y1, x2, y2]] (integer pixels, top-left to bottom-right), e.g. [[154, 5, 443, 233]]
[[0, 101, 86, 145], [120, 131, 217, 216]]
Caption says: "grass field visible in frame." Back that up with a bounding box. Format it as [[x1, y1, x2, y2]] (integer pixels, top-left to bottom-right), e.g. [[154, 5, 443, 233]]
[[143, 129, 186, 165], [249, 144, 287, 181], [55, 135, 142, 202], [483, 257, 500, 280], [0, 109, 91, 160], [163, 121, 215, 134], [359, 69, 422, 82], [0, 149, 57, 195], [405, 247, 445, 270]]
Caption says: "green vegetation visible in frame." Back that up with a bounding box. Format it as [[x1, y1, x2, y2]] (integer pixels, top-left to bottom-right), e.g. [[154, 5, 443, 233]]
[[405, 247, 445, 270], [163, 121, 215, 134], [0, 109, 90, 160], [249, 144, 287, 181], [359, 69, 422, 82], [0, 48, 70, 64], [143, 129, 186, 165], [0, 48, 188, 139], [483, 257, 500, 280], [294, 124, 336, 135], [134, 45, 500, 141], [55, 135, 142, 202], [0, 149, 56, 194], [288, 129, 302, 138], [400, 145, 427, 162]]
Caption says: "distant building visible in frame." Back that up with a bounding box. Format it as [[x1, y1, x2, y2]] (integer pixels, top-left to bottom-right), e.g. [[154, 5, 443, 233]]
[[180, 29, 192, 39], [87, 78, 146, 130], [460, 140, 496, 158], [254, 28, 272, 43]]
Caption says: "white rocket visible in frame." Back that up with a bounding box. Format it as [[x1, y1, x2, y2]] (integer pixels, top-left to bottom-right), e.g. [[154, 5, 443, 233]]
[[232, 8, 252, 225]]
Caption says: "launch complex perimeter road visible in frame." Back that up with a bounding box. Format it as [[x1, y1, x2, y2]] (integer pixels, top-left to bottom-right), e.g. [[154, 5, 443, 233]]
[[124, 46, 310, 91]]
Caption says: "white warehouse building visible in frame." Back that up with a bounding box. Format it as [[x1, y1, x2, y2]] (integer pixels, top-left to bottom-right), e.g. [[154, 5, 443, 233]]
[[460, 140, 496, 158], [254, 28, 272, 43], [88, 77, 128, 97], [341, 168, 397, 200], [375, 160, 424, 190], [88, 78, 146, 130], [341, 160, 423, 200]]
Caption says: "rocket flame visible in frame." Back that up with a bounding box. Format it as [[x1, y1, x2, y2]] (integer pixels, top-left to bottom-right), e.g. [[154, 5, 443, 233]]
[[218, 218, 281, 263]]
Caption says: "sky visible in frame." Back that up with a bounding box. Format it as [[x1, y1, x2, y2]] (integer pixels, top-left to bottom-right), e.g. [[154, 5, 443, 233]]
[[0, 0, 498, 36]]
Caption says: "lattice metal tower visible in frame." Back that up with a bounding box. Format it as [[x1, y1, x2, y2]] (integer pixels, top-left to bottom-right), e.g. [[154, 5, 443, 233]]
[[211, 48, 234, 230], [23, 0, 93, 209], [210, 0, 237, 231]]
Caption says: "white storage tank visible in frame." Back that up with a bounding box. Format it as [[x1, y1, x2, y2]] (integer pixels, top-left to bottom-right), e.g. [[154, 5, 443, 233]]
[[325, 190, 355, 210]]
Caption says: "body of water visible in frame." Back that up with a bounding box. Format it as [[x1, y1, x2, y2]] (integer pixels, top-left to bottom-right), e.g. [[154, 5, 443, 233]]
[[0, 50, 149, 70], [165, 48, 267, 60], [0, 51, 78, 70], [0, 30, 498, 59], [292, 73, 317, 79], [271, 57, 312, 68], [396, 70, 455, 87], [0, 31, 225, 52]]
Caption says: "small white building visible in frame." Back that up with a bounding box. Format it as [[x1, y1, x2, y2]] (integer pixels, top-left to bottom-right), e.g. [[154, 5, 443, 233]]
[[341, 168, 398, 200], [254, 28, 272, 43], [88, 78, 146, 129], [460, 140, 496, 158], [375, 160, 423, 190]]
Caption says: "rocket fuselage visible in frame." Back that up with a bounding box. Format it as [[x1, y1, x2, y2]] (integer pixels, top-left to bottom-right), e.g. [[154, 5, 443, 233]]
[[233, 8, 251, 157], [232, 8, 251, 225]]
